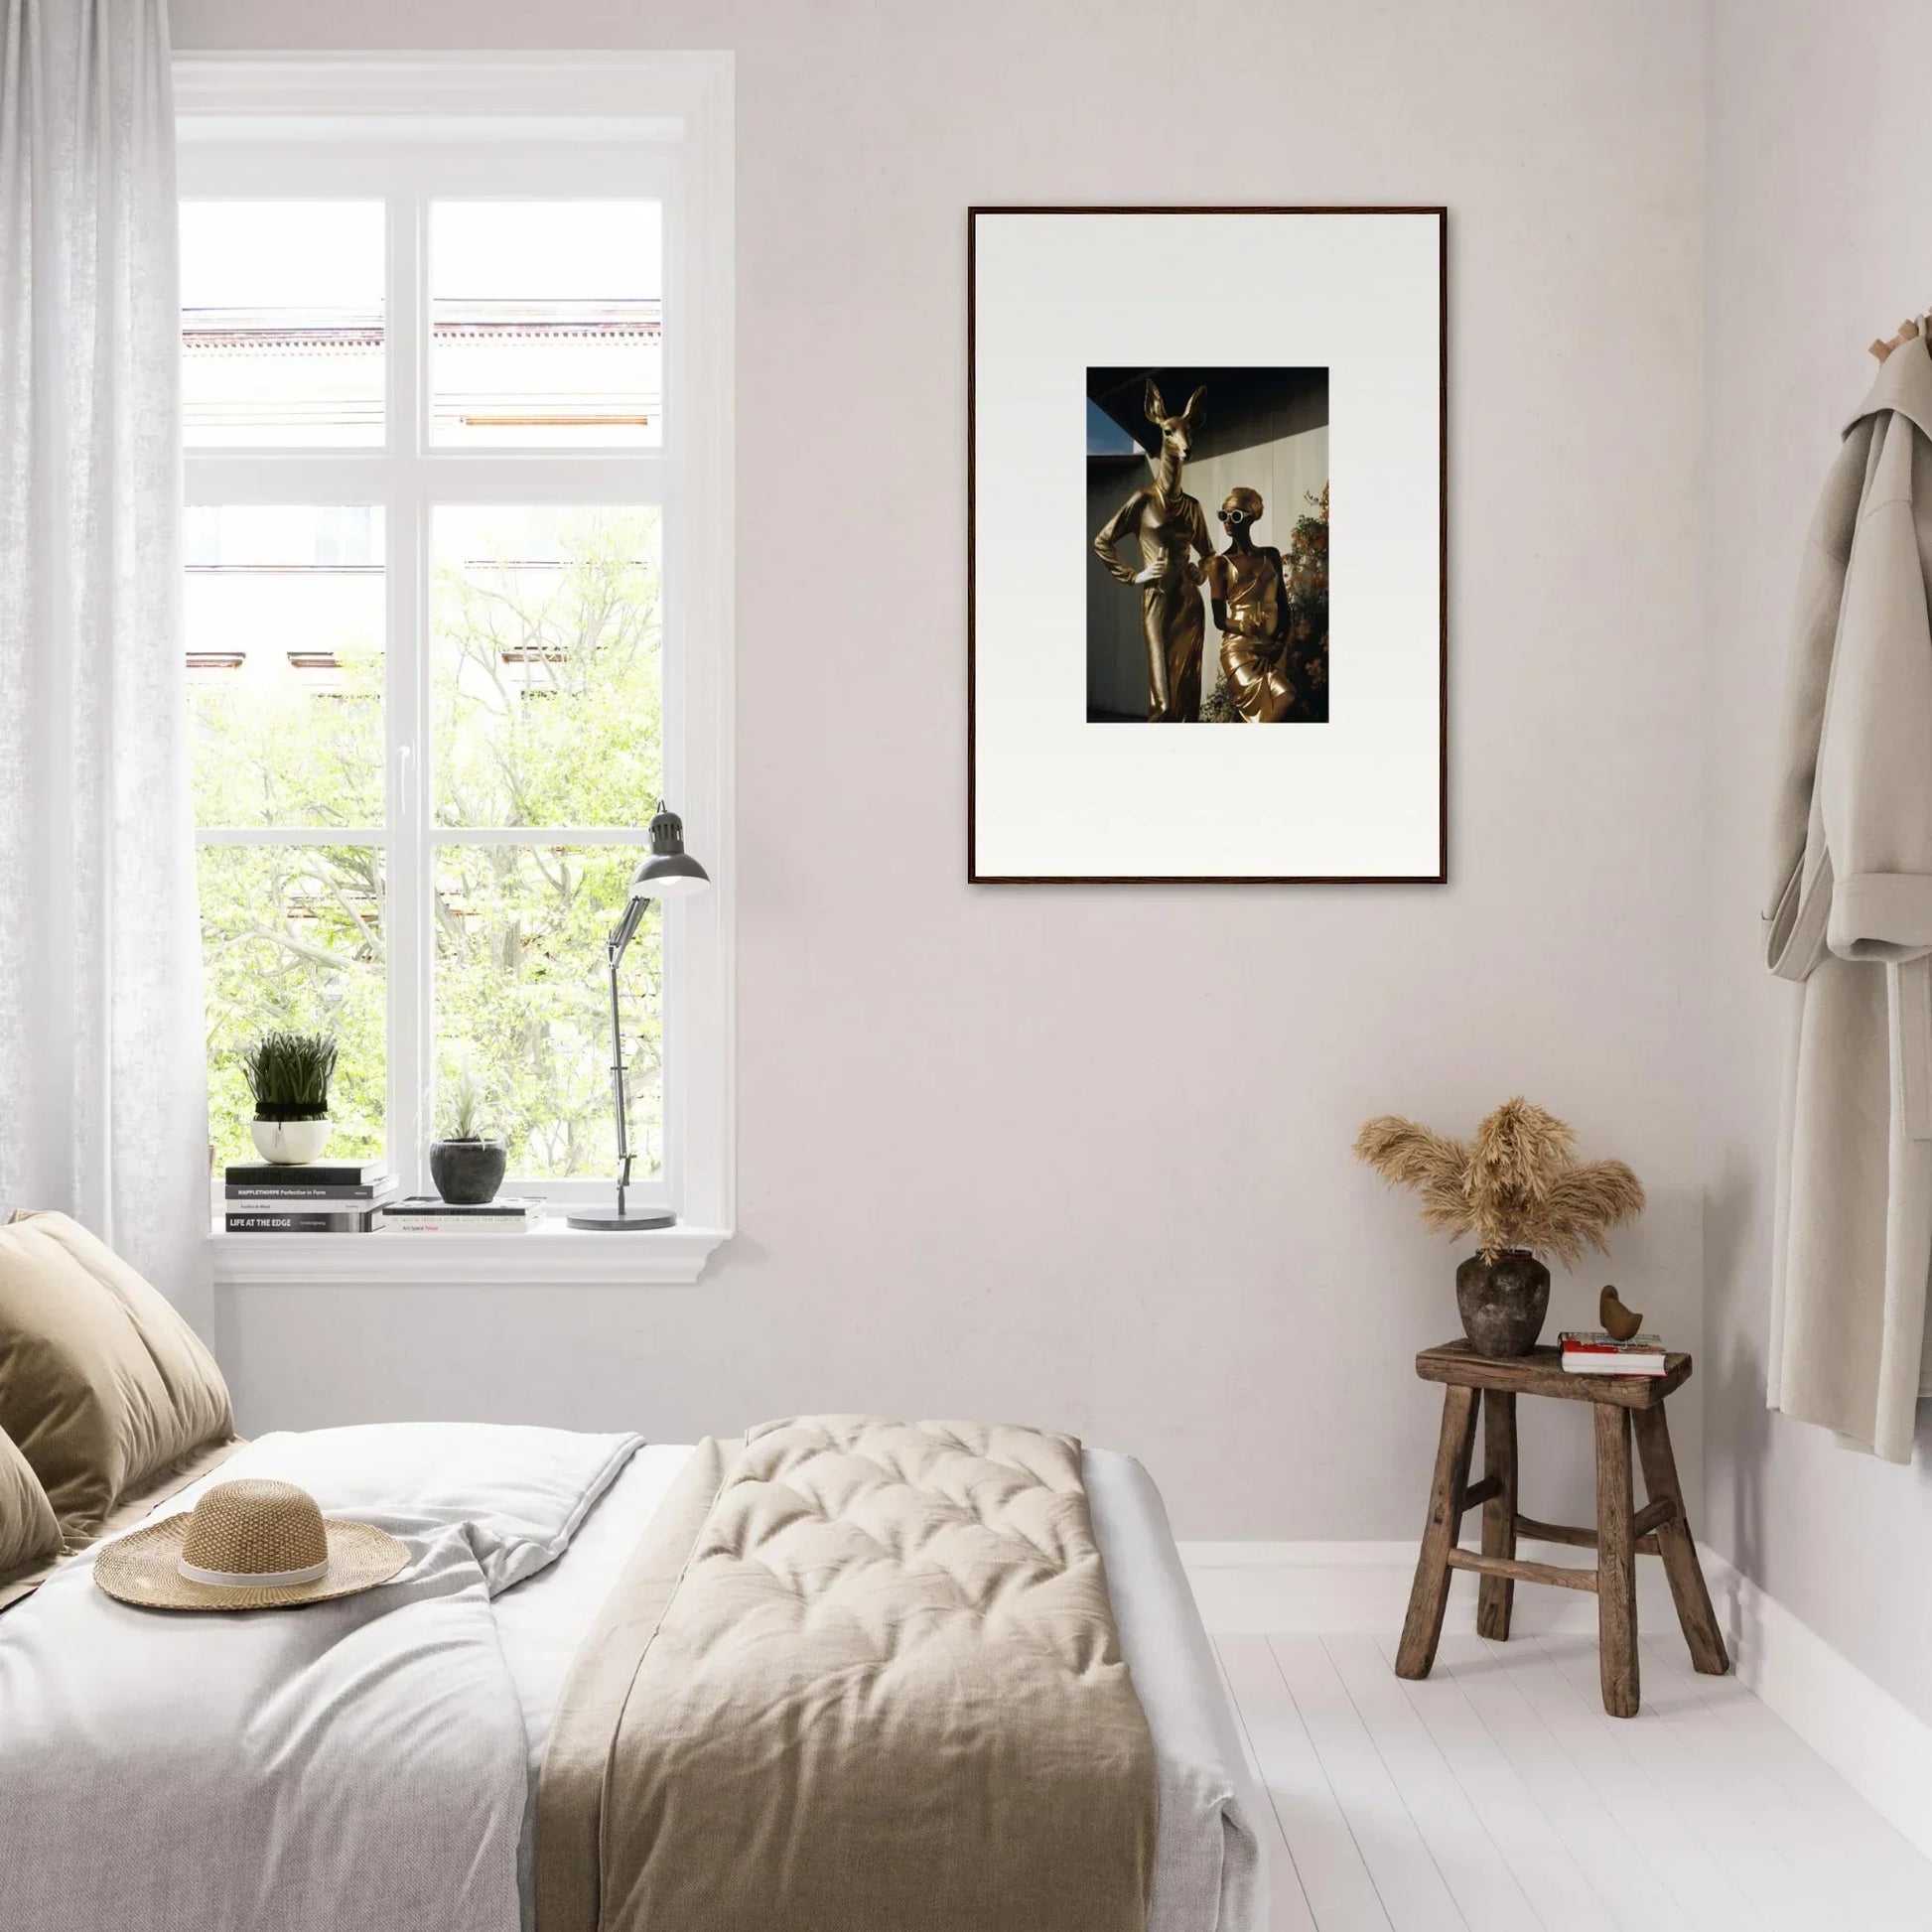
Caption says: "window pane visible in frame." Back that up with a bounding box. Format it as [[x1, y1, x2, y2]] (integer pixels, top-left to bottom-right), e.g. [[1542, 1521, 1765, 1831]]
[[435, 845, 657, 1179], [181, 202, 384, 447], [430, 202, 661, 447], [199, 846, 387, 1167], [432, 506, 661, 828], [187, 507, 385, 829]]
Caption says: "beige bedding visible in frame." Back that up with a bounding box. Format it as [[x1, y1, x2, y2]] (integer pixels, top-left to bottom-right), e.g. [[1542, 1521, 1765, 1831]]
[[536, 1416, 1158, 1932], [0, 1211, 233, 1541], [0, 1436, 242, 1610], [0, 1425, 60, 1589]]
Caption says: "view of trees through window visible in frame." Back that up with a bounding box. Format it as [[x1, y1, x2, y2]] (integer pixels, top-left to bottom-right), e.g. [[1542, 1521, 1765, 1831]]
[[193, 508, 662, 1174], [431, 508, 663, 1178], [184, 193, 667, 1186]]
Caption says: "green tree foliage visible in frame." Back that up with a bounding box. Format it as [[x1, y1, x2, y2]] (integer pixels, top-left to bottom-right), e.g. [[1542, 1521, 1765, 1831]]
[[195, 507, 663, 1177], [433, 505, 662, 830], [199, 845, 387, 1161], [190, 645, 383, 828], [432, 840, 658, 1179]]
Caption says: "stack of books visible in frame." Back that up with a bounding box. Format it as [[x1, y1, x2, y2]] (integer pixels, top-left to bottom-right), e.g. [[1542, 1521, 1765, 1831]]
[[223, 1160, 396, 1233], [379, 1196, 546, 1236], [1559, 1329, 1669, 1377]]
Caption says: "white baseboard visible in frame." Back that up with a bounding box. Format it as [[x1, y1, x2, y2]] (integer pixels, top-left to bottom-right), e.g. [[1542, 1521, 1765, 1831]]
[[1179, 1539, 1932, 1865], [1177, 1537, 1679, 1637], [1698, 1549, 1932, 1863]]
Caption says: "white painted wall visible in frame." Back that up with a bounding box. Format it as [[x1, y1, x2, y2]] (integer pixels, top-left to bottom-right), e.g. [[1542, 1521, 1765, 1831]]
[[172, 0, 1706, 1541], [1702, 0, 1932, 1730]]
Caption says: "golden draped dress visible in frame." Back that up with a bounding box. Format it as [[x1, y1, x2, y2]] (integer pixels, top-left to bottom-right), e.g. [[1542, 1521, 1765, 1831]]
[[1207, 545, 1295, 723]]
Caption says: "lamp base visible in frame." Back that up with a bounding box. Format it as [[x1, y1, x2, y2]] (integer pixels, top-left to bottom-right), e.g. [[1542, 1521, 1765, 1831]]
[[566, 1207, 677, 1232]]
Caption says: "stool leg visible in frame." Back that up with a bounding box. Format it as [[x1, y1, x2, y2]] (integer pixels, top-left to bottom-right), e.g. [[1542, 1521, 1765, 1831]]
[[1593, 1403, 1640, 1718], [1632, 1405, 1729, 1676], [1397, 1384, 1478, 1680], [1476, 1389, 1518, 1640]]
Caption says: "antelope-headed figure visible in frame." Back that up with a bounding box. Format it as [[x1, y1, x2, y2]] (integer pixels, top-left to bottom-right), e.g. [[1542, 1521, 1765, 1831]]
[[1092, 380, 1213, 722]]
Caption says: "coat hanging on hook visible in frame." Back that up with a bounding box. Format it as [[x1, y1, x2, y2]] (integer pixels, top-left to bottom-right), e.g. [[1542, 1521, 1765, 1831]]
[[1764, 324, 1932, 1460]]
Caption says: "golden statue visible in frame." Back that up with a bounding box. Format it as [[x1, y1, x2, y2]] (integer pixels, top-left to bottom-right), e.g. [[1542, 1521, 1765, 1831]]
[[1092, 382, 1213, 722], [1206, 486, 1296, 723]]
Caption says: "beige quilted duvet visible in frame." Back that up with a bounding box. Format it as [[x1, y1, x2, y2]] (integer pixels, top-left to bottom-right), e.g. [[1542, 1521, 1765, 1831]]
[[536, 1416, 1157, 1932]]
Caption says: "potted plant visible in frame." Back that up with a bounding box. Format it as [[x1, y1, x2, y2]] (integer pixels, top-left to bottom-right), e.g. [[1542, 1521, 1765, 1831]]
[[243, 1031, 340, 1166], [1353, 1097, 1645, 1357], [428, 1071, 507, 1206]]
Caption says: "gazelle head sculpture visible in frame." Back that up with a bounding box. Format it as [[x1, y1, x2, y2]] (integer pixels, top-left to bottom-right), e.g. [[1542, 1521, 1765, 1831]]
[[1144, 379, 1206, 472]]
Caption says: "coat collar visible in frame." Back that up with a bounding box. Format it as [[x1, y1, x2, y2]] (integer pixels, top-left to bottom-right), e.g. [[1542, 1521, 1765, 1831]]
[[1846, 328, 1932, 445]]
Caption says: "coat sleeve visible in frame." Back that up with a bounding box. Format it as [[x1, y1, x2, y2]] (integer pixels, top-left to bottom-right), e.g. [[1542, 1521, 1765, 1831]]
[[1820, 415, 1932, 963], [1765, 429, 1866, 978]]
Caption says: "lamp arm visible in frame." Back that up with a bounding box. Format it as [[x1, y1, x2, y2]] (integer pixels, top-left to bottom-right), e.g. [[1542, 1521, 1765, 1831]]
[[608, 894, 648, 961], [604, 894, 652, 1219]]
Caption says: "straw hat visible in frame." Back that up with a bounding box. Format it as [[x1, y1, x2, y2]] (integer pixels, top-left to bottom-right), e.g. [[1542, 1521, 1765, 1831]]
[[93, 1478, 408, 1611]]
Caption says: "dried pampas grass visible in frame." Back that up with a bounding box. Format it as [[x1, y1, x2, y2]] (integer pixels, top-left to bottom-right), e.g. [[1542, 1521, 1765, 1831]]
[[1353, 1097, 1644, 1265]]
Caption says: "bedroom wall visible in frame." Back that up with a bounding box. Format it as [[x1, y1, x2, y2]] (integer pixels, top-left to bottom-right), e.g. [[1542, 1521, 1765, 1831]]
[[1702, 0, 1932, 1728], [172, 0, 1707, 1540]]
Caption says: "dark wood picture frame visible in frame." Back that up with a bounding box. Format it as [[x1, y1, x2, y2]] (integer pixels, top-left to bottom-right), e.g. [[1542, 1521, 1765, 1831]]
[[967, 205, 1448, 885]]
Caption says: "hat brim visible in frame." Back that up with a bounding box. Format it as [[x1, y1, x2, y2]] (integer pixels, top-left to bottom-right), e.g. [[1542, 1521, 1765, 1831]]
[[93, 1514, 409, 1612]]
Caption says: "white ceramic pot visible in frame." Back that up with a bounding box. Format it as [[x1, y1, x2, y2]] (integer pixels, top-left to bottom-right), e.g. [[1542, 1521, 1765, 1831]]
[[250, 1118, 333, 1166]]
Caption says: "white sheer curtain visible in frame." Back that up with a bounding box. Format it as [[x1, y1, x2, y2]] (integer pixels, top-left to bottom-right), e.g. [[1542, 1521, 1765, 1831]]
[[0, 0, 209, 1327]]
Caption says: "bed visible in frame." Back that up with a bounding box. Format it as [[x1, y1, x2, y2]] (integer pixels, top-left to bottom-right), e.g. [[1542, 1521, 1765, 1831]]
[[0, 1207, 1260, 1932], [0, 1420, 1265, 1932]]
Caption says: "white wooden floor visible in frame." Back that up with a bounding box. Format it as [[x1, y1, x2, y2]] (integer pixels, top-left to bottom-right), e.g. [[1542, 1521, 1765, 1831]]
[[1215, 1630, 1932, 1931]]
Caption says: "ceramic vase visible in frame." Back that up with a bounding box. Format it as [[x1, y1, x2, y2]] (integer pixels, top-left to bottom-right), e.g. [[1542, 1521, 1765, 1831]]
[[1454, 1249, 1551, 1357], [249, 1118, 333, 1166], [428, 1139, 507, 1205]]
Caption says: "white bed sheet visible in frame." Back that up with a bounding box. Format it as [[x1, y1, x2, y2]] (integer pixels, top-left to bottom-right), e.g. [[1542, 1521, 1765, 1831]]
[[492, 1443, 1265, 1932]]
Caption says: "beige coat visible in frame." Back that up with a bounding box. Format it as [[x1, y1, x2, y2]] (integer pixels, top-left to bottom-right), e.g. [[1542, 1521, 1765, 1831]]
[[1767, 334, 1932, 1461]]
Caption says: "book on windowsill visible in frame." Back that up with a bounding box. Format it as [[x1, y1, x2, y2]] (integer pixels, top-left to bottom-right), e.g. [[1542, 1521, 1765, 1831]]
[[378, 1196, 546, 1234], [224, 1160, 392, 1191], [224, 1206, 382, 1234], [1558, 1329, 1668, 1376], [225, 1179, 398, 1206]]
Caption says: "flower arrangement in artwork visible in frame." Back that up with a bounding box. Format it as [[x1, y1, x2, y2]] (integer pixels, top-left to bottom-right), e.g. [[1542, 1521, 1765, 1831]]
[[1352, 1096, 1644, 1264], [1281, 483, 1329, 709]]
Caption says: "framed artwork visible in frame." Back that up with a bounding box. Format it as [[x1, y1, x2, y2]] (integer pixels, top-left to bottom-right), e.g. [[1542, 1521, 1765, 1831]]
[[968, 207, 1446, 884]]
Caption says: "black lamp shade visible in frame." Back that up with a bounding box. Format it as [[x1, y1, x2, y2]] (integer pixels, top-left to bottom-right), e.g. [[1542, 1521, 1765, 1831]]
[[629, 803, 711, 900]]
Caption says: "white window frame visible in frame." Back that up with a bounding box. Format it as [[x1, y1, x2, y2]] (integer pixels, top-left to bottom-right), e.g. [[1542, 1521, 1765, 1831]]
[[178, 55, 735, 1285]]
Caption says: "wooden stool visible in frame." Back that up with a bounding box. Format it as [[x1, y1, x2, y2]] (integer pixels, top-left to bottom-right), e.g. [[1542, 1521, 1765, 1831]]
[[1394, 1340, 1728, 1718]]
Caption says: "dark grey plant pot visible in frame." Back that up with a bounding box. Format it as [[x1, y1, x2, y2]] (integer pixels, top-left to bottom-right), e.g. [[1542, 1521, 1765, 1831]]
[[429, 1139, 507, 1206], [1455, 1249, 1551, 1358]]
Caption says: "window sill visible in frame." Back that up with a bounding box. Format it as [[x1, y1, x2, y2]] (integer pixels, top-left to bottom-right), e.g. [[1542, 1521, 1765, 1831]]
[[208, 1220, 731, 1286]]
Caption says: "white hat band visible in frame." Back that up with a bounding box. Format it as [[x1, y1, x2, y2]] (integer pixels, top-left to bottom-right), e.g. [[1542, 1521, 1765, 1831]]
[[177, 1556, 331, 1588]]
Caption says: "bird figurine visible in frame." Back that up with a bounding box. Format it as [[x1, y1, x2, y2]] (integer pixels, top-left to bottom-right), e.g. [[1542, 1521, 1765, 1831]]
[[1599, 1285, 1643, 1341]]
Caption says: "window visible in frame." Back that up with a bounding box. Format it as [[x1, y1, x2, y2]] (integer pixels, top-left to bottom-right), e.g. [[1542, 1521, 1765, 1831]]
[[429, 203, 662, 448], [176, 57, 734, 1276]]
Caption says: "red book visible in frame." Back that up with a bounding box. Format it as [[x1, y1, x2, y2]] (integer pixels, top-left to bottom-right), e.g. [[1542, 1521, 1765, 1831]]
[[1558, 1329, 1667, 1375]]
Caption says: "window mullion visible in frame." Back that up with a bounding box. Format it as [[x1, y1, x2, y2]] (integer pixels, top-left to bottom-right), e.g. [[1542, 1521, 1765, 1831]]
[[432, 826, 648, 846], [385, 177, 429, 1197], [399, 455, 670, 506], [184, 455, 396, 505], [196, 828, 391, 846]]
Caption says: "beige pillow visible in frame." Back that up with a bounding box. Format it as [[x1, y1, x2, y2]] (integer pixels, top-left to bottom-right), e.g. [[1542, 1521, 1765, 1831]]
[[0, 1211, 233, 1538], [0, 1422, 61, 1583]]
